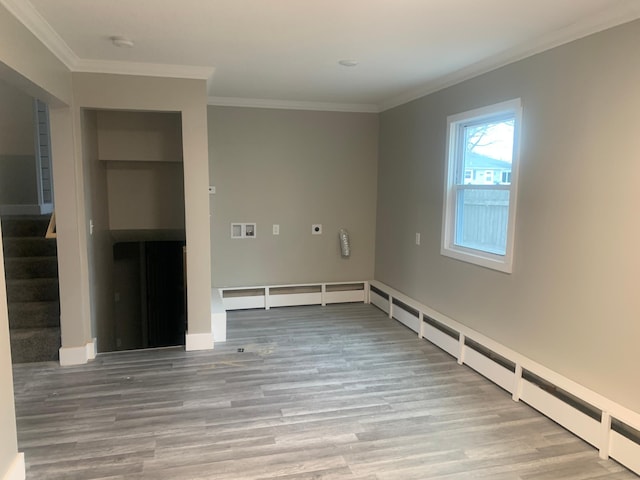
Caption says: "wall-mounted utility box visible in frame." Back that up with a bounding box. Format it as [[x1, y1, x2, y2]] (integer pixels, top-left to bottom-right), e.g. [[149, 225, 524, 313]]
[[231, 223, 256, 239]]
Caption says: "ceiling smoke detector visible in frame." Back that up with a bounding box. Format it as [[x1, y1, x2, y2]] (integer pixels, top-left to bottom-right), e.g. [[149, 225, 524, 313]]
[[338, 59, 359, 67], [110, 36, 134, 48]]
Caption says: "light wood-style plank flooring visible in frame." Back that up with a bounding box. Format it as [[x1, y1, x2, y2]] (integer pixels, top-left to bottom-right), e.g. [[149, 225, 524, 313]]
[[12, 304, 637, 479]]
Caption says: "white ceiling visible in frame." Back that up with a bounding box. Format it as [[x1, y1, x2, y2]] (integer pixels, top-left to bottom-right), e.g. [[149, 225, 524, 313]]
[[4, 0, 640, 111]]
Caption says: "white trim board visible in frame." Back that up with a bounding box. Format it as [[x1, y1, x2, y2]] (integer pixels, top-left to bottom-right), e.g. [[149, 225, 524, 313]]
[[0, 0, 214, 83], [59, 339, 96, 366], [219, 281, 368, 311], [208, 96, 379, 114], [378, 3, 640, 111], [185, 332, 213, 351], [369, 279, 640, 476], [211, 288, 227, 342], [2, 453, 25, 480]]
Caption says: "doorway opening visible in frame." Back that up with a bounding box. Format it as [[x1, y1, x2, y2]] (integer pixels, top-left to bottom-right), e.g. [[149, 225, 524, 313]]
[[113, 240, 186, 350], [81, 109, 186, 353]]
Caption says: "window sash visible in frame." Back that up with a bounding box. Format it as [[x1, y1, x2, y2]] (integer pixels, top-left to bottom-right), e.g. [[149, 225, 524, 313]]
[[441, 98, 522, 274]]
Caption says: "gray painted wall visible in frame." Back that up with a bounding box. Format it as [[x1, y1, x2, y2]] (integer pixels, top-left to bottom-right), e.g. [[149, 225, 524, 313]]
[[375, 20, 640, 414], [106, 161, 185, 232], [0, 225, 18, 480], [82, 109, 116, 353], [0, 80, 38, 205], [0, 3, 73, 475], [209, 106, 378, 287]]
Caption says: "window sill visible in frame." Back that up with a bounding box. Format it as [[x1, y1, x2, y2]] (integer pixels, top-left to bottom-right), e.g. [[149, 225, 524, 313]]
[[441, 245, 513, 273]]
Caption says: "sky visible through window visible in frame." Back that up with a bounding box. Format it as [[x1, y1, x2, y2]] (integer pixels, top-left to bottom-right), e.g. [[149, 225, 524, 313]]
[[466, 120, 514, 161]]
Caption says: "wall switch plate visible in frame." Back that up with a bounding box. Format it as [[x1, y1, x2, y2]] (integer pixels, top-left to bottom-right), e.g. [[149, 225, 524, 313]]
[[273, 224, 280, 235], [312, 224, 322, 235], [415, 233, 421, 245]]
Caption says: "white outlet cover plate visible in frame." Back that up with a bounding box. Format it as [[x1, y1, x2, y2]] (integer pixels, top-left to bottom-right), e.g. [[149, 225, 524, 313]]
[[312, 224, 322, 235]]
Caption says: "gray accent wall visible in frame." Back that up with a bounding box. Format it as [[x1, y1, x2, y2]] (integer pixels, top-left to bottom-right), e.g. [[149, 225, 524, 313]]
[[0, 80, 38, 206], [209, 106, 378, 287], [0, 4, 73, 476], [375, 20, 640, 413]]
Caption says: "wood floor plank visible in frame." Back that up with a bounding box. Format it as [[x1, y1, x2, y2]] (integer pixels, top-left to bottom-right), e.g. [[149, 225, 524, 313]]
[[12, 303, 639, 479]]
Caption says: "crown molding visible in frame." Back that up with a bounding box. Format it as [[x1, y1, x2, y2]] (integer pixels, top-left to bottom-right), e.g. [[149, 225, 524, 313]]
[[74, 59, 215, 82], [0, 0, 78, 69], [379, 1, 640, 112], [208, 96, 379, 113], [1, 0, 215, 83]]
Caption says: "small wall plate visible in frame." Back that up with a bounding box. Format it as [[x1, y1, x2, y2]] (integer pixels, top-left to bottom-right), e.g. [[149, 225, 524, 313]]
[[312, 224, 322, 235]]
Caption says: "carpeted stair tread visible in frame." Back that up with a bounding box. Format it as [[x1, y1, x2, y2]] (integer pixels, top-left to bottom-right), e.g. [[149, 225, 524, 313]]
[[2, 214, 60, 364], [1, 215, 50, 237], [8, 301, 60, 329], [9, 327, 60, 363], [3, 237, 57, 258], [6, 277, 59, 303], [4, 256, 58, 280]]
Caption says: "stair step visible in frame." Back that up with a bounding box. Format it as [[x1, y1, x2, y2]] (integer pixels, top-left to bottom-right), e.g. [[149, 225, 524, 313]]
[[1, 215, 50, 237], [6, 278, 59, 303], [2, 237, 57, 258], [8, 301, 60, 329], [10, 327, 60, 363], [4, 256, 58, 280]]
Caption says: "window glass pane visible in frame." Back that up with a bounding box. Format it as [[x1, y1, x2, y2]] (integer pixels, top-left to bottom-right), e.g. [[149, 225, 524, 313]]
[[455, 189, 510, 255], [461, 118, 514, 185]]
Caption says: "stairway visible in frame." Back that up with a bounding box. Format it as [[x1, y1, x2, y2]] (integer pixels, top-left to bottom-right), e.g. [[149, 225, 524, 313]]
[[1, 215, 60, 363]]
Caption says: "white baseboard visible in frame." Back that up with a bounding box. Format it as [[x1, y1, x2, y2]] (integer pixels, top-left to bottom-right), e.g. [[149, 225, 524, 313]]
[[211, 289, 227, 342], [212, 311, 227, 342], [87, 338, 97, 360], [2, 452, 25, 480], [219, 281, 367, 311], [59, 339, 96, 366], [185, 332, 214, 351], [370, 279, 640, 476]]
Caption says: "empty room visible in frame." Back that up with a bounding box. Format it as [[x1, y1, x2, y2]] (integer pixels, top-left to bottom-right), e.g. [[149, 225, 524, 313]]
[[1, 1, 640, 479]]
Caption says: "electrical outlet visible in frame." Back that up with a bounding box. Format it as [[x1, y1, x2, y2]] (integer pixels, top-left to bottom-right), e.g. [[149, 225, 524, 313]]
[[415, 233, 421, 245], [273, 224, 280, 235], [312, 224, 322, 235]]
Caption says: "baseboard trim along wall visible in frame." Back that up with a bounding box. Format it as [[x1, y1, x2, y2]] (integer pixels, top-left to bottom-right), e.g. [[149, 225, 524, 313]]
[[2, 452, 25, 480], [185, 332, 214, 351], [211, 288, 227, 342], [58, 338, 97, 366], [219, 281, 369, 311], [369, 279, 640, 476]]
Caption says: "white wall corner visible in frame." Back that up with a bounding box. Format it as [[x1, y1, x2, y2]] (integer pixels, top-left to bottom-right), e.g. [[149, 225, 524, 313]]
[[86, 338, 97, 360], [211, 288, 227, 342], [2, 452, 25, 480], [185, 332, 214, 351], [59, 341, 94, 366], [212, 311, 227, 342]]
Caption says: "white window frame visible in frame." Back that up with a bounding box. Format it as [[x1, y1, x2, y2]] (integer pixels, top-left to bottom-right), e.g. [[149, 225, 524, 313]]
[[441, 98, 522, 273]]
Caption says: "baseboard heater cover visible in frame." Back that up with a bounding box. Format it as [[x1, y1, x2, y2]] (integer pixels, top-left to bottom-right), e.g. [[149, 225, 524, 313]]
[[220, 281, 367, 311], [368, 280, 640, 476]]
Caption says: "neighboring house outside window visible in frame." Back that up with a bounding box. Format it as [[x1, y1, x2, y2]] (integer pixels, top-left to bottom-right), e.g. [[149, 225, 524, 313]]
[[441, 98, 522, 273]]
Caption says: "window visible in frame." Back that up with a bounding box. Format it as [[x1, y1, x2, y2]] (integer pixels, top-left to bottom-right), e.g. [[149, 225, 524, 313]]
[[441, 99, 522, 273]]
